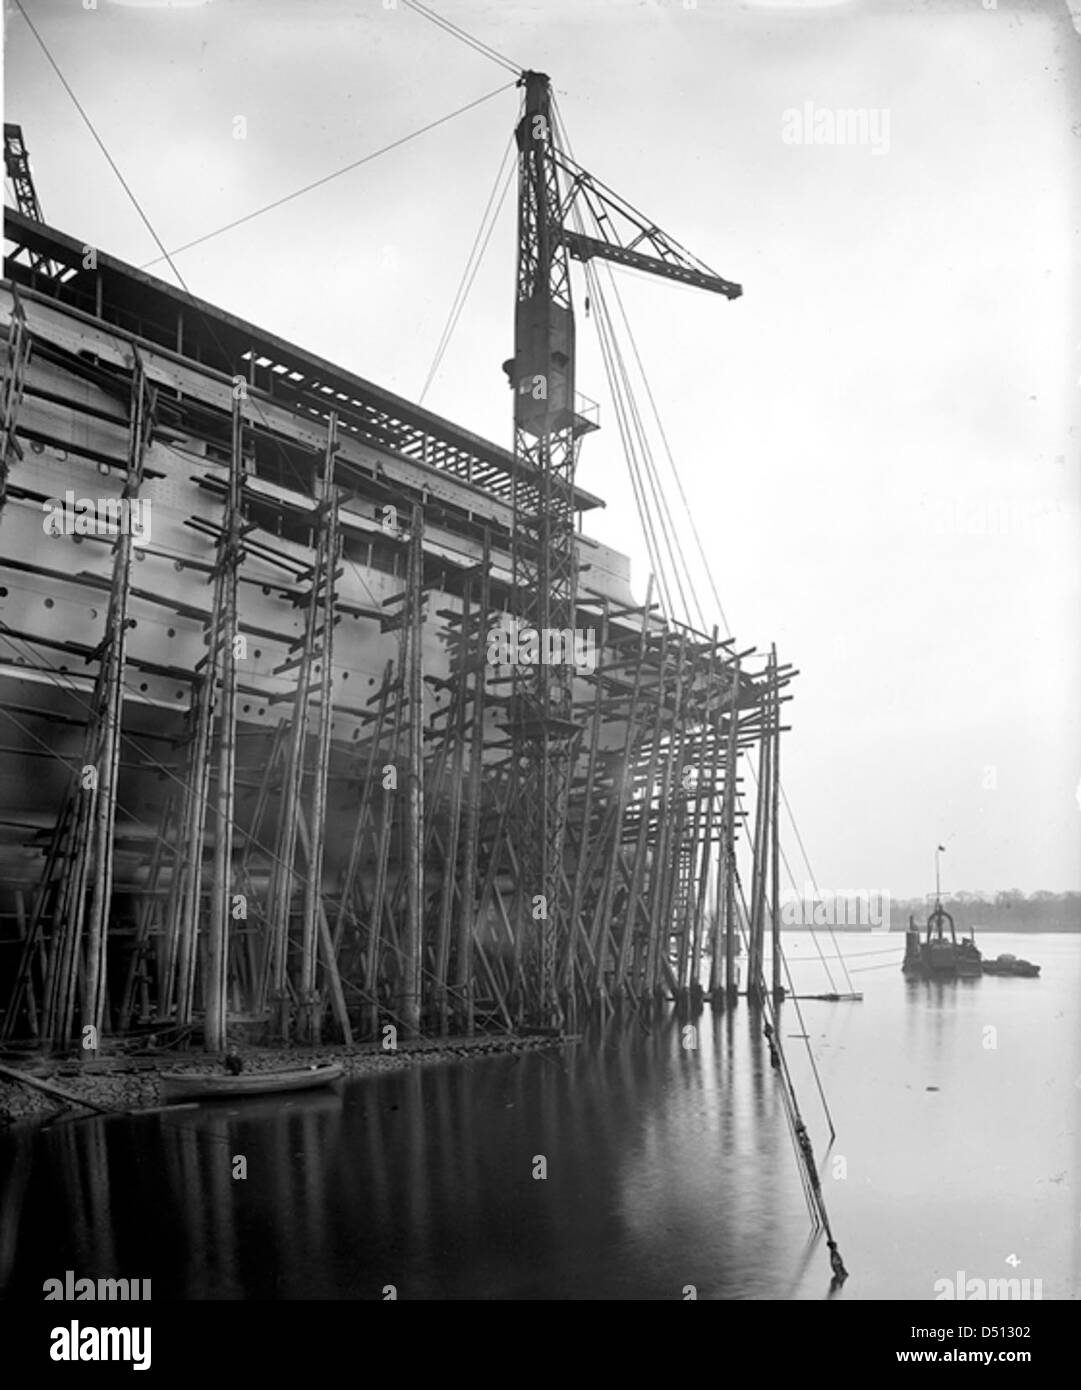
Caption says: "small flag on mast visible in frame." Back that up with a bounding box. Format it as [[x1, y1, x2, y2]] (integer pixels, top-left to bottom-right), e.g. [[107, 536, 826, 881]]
[[937, 844, 946, 852]]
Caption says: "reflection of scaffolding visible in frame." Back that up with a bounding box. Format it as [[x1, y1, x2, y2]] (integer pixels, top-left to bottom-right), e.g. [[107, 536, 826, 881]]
[[0, 223, 791, 1052]]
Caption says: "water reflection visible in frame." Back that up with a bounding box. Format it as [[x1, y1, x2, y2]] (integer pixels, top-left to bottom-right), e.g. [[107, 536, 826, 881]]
[[11, 935, 1072, 1303], [1, 1008, 830, 1300]]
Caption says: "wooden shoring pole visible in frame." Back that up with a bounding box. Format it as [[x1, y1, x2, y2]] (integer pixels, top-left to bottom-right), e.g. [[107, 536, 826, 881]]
[[56, 795, 98, 1045], [236, 722, 288, 950], [173, 651, 218, 1027], [616, 631, 668, 998], [723, 659, 741, 1001], [656, 754, 691, 999], [400, 504, 425, 1037], [669, 644, 703, 995], [435, 584, 468, 1035], [473, 934, 514, 1033], [205, 391, 243, 1054], [491, 874, 523, 981], [616, 854, 664, 994], [12, 892, 38, 1038], [82, 353, 151, 1048], [709, 835, 723, 999], [560, 849, 600, 974], [643, 638, 681, 997], [362, 675, 404, 1040], [164, 694, 201, 1022], [293, 807, 352, 1044], [583, 798, 623, 987], [263, 521, 321, 1037], [298, 412, 339, 1044], [417, 690, 459, 865], [563, 597, 607, 1015], [333, 661, 393, 953], [118, 793, 175, 1029], [748, 664, 771, 1004], [491, 812, 529, 1013], [770, 646, 783, 1003], [465, 757, 516, 994], [453, 533, 490, 1036], [647, 633, 688, 999], [316, 898, 352, 1044], [144, 701, 233, 1027], [4, 796, 73, 1042], [685, 631, 722, 998], [590, 580, 653, 998]]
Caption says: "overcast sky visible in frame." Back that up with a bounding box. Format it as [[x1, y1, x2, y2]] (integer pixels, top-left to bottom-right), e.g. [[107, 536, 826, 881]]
[[5, 0, 1079, 898]]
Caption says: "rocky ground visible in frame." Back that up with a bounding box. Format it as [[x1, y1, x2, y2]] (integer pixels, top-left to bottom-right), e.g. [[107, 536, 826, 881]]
[[0, 1033, 572, 1129]]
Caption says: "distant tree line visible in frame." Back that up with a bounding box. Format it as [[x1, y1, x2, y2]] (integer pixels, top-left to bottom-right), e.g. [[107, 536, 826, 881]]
[[891, 890, 1081, 933]]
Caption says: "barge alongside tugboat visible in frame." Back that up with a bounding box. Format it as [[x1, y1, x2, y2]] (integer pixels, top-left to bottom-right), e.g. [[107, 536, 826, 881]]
[[901, 844, 1040, 981], [902, 909, 1042, 981], [981, 953, 1040, 978]]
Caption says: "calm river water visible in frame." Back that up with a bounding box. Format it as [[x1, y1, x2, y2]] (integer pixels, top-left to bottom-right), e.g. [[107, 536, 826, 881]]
[[1, 932, 1078, 1300]]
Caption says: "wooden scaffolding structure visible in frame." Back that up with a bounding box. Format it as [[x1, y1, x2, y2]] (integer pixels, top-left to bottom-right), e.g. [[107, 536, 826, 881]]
[[0, 231, 793, 1053]]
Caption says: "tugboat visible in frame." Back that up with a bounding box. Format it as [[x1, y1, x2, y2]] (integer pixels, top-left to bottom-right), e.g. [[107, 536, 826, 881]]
[[982, 953, 1040, 978], [902, 902, 983, 979], [902, 846, 982, 979]]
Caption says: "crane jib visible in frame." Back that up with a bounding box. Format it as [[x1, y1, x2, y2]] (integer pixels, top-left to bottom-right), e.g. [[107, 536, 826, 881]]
[[559, 229, 742, 300]]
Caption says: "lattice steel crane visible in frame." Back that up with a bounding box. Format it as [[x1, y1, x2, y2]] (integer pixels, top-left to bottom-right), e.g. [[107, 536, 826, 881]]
[[4, 124, 46, 223], [504, 71, 741, 1027], [4, 123, 61, 277]]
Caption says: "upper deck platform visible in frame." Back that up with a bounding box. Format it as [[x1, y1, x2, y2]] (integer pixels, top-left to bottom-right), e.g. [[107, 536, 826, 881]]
[[3, 206, 605, 519]]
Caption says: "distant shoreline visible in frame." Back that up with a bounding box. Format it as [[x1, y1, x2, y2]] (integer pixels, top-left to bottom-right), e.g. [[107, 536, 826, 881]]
[[780, 924, 1079, 934]]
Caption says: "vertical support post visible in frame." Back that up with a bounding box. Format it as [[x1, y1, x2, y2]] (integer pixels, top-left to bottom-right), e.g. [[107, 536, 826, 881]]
[[205, 391, 242, 1053], [453, 534, 490, 1036], [333, 663, 392, 956], [590, 580, 652, 1002], [298, 414, 339, 1044], [748, 664, 772, 1004], [563, 598, 606, 1018], [12, 892, 38, 1038], [363, 683, 403, 1040], [723, 659, 741, 1002], [647, 634, 687, 999], [435, 581, 469, 1035], [82, 353, 151, 1047], [400, 503, 424, 1037], [770, 647, 783, 1003], [687, 631, 721, 1001], [173, 655, 217, 1027], [616, 632, 668, 1000]]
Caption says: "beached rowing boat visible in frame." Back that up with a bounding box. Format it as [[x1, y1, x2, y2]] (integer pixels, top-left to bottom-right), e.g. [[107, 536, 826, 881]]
[[159, 1063, 344, 1103]]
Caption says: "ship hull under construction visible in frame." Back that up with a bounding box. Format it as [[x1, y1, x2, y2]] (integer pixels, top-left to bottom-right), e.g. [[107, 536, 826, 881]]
[[0, 209, 790, 1049]]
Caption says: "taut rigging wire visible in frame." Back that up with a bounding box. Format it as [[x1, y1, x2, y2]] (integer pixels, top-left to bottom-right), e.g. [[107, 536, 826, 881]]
[[550, 95, 857, 1001]]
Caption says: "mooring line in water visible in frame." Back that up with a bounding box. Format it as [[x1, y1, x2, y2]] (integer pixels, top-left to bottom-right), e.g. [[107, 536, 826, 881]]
[[730, 861, 848, 1283], [762, 1016, 849, 1284], [733, 867, 837, 1140]]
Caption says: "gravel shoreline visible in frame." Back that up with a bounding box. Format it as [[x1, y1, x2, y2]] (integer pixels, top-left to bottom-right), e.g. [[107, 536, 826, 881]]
[[0, 1033, 573, 1128]]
